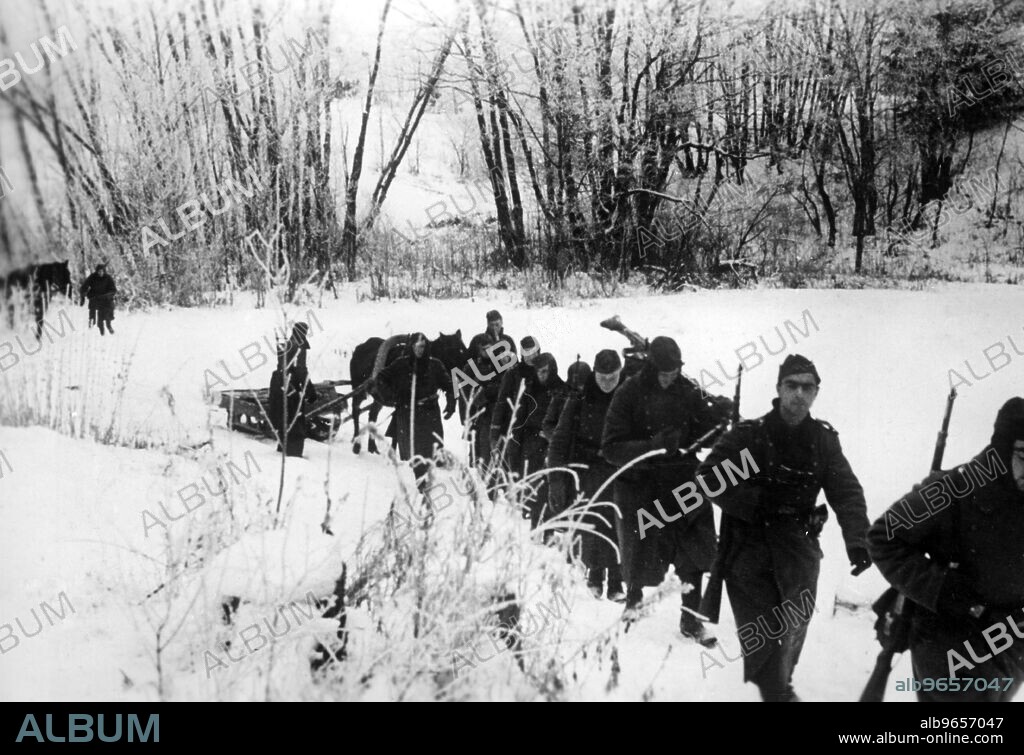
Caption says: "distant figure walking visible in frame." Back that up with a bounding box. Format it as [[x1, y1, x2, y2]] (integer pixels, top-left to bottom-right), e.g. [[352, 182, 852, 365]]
[[80, 263, 117, 335]]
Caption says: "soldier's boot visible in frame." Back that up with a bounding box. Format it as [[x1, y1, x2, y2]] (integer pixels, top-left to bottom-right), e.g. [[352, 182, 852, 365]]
[[759, 684, 801, 702], [622, 585, 644, 619], [679, 610, 717, 647], [680, 580, 716, 647], [606, 565, 626, 603]]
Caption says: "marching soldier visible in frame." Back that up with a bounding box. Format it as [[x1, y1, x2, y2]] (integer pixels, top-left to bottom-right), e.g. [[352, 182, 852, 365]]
[[485, 309, 517, 357], [698, 354, 871, 701], [458, 332, 502, 467], [542, 359, 591, 443], [549, 349, 626, 601], [517, 352, 565, 527], [376, 332, 457, 481], [541, 359, 591, 521], [867, 397, 1024, 702], [601, 336, 730, 643], [490, 335, 542, 471]]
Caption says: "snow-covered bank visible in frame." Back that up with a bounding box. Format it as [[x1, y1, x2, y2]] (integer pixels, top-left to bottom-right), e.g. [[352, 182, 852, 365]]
[[1, 283, 1021, 700]]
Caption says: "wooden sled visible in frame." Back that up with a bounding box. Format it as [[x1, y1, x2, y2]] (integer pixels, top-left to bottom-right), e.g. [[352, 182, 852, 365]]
[[218, 379, 351, 442]]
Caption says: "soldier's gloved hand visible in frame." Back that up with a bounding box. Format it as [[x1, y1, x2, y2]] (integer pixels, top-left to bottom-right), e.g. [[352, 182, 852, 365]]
[[651, 428, 681, 456], [443, 399, 456, 420], [847, 546, 872, 576], [936, 570, 985, 617]]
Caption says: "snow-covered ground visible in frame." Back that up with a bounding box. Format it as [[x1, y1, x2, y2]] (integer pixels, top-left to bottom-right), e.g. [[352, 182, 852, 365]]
[[1, 283, 1021, 701]]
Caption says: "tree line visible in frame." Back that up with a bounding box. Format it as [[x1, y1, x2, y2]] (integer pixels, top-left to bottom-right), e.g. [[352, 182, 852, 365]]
[[0, 0, 1022, 303]]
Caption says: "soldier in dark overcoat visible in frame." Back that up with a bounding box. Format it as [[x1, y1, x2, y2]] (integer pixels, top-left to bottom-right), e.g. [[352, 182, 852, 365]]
[[868, 396, 1024, 702], [518, 353, 565, 528], [602, 336, 730, 642], [490, 335, 541, 473], [268, 323, 317, 458], [376, 332, 456, 480], [541, 359, 591, 523], [485, 309, 517, 357], [542, 360, 591, 443], [80, 262, 117, 335], [549, 349, 625, 601], [457, 332, 502, 467], [699, 354, 871, 701]]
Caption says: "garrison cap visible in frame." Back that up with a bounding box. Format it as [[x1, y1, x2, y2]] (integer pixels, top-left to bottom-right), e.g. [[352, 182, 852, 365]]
[[778, 354, 820, 385]]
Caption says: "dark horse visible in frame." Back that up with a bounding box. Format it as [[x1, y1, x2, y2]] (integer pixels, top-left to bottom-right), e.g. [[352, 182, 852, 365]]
[[349, 330, 467, 454], [0, 260, 73, 339]]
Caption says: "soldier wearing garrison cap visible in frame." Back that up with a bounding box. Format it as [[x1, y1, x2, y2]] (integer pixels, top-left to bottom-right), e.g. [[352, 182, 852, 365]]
[[697, 354, 871, 701], [602, 335, 733, 642], [485, 309, 517, 357]]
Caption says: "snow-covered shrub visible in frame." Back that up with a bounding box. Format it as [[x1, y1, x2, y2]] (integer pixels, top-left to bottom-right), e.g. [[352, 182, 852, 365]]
[[306, 422, 625, 702]]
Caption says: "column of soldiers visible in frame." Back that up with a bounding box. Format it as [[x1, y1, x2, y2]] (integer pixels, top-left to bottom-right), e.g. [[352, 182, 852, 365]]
[[403, 308, 1024, 703], [466, 318, 740, 645]]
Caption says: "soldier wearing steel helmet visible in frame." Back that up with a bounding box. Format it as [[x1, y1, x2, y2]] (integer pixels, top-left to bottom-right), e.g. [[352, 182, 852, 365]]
[[602, 335, 731, 644]]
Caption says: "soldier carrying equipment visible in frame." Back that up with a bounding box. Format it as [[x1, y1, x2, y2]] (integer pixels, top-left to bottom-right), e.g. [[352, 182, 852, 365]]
[[600, 316, 733, 419], [600, 315, 648, 378], [601, 334, 732, 646], [867, 395, 1024, 703]]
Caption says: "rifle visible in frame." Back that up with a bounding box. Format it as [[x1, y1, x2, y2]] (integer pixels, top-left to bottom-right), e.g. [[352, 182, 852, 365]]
[[698, 363, 743, 623], [859, 386, 957, 703], [931, 387, 957, 473]]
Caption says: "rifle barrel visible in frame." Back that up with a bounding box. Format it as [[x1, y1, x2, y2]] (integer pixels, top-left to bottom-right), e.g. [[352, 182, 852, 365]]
[[861, 388, 958, 702], [930, 387, 957, 472]]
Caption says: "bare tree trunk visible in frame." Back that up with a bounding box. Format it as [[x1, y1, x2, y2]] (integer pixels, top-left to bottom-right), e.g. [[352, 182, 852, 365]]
[[342, 0, 392, 279], [363, 27, 457, 232]]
